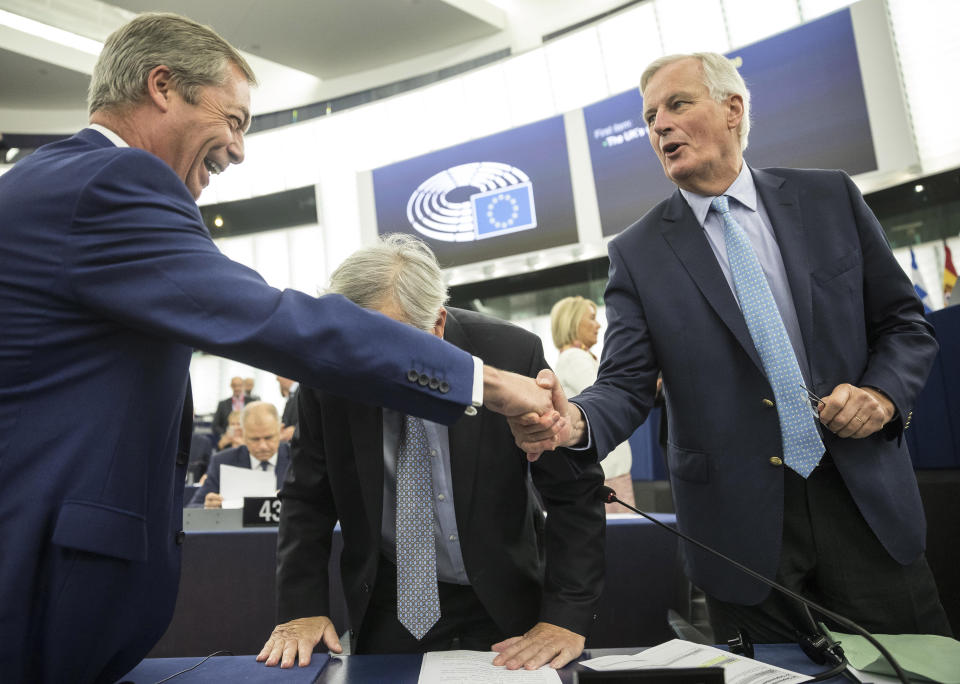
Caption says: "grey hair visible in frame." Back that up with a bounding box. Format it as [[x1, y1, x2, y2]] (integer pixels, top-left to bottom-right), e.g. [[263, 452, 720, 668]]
[[88, 12, 257, 115], [327, 234, 448, 333], [640, 52, 751, 151]]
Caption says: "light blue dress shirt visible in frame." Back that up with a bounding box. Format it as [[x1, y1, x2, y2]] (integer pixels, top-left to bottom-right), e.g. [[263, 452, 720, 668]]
[[380, 408, 469, 585], [680, 163, 812, 385]]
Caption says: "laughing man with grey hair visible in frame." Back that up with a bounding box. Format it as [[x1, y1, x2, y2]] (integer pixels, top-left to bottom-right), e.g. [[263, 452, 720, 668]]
[[0, 12, 562, 683]]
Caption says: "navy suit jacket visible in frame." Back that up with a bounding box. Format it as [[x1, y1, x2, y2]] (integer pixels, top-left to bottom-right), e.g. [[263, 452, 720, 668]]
[[188, 443, 291, 507], [574, 167, 938, 604], [0, 128, 475, 683], [277, 308, 606, 643]]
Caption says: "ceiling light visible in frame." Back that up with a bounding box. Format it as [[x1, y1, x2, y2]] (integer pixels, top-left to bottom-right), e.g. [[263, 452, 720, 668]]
[[914, 184, 924, 193], [0, 9, 103, 56], [213, 215, 224, 228], [4, 147, 20, 163]]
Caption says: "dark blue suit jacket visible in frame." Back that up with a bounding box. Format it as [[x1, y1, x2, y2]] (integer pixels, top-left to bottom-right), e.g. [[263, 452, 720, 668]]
[[574, 167, 937, 604], [188, 443, 291, 507], [0, 128, 474, 683]]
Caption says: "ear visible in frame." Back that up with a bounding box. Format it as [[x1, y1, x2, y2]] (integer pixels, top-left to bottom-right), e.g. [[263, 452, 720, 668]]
[[145, 65, 175, 112], [726, 94, 744, 132], [432, 307, 448, 339]]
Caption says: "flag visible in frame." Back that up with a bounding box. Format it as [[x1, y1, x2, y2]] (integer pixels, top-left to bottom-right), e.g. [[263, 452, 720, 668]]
[[470, 182, 537, 239], [910, 248, 933, 313], [944, 242, 957, 306]]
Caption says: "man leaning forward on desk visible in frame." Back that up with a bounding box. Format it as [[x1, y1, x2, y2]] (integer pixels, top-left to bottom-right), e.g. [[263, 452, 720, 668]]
[[511, 52, 951, 643], [258, 235, 606, 670]]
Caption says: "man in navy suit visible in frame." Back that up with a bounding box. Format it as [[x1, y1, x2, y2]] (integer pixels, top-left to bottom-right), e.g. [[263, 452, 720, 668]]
[[189, 402, 291, 508], [514, 52, 950, 642], [0, 13, 558, 684]]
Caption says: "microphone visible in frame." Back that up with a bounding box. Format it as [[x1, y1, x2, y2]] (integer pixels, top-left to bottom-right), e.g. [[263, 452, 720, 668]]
[[597, 485, 910, 684]]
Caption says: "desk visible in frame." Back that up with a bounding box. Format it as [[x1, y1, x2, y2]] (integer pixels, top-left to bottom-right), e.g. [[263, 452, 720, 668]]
[[149, 515, 682, 658], [120, 645, 846, 683]]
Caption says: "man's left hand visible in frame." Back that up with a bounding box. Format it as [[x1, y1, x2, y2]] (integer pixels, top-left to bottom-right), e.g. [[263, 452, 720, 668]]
[[818, 383, 894, 438], [491, 621, 585, 670]]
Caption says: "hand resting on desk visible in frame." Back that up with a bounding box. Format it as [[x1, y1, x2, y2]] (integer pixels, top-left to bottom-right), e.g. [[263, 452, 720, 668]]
[[257, 616, 342, 668], [492, 621, 585, 670]]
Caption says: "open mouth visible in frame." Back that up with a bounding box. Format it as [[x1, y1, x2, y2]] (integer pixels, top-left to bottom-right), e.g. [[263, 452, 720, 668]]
[[662, 142, 682, 155], [204, 158, 224, 175]]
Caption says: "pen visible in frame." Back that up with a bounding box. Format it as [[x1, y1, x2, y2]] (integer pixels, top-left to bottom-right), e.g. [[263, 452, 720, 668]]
[[799, 383, 823, 408]]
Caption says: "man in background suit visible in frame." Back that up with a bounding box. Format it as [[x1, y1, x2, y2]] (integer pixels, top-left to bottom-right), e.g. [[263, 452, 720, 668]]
[[212, 376, 254, 437], [189, 402, 290, 508], [513, 52, 950, 642], [0, 13, 559, 684], [258, 235, 605, 671]]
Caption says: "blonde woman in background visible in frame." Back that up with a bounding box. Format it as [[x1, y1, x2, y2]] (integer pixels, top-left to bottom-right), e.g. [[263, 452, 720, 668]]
[[551, 296, 635, 514]]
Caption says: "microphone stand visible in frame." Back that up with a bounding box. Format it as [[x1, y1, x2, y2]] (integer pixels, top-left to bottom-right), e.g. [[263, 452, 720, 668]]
[[598, 487, 912, 684]]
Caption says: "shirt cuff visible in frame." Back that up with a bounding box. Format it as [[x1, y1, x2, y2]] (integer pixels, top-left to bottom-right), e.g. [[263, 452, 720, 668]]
[[567, 401, 593, 451], [466, 356, 483, 417]]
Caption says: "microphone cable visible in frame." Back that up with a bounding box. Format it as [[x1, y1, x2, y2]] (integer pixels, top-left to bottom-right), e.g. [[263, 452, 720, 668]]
[[596, 485, 911, 684]]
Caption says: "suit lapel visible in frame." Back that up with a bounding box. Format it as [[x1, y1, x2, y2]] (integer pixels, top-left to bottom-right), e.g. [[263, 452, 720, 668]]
[[752, 168, 815, 364], [660, 190, 764, 373], [347, 403, 385, 539], [441, 312, 484, 530]]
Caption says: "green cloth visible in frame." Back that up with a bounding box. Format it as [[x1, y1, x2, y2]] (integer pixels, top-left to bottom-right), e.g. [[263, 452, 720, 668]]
[[824, 628, 960, 683]]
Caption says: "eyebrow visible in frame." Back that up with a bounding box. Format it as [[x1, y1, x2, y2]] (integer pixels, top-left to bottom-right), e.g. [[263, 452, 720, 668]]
[[643, 91, 695, 122]]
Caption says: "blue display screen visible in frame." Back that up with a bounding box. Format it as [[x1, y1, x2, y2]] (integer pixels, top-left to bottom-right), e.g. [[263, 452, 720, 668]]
[[372, 116, 577, 267], [584, 9, 877, 237]]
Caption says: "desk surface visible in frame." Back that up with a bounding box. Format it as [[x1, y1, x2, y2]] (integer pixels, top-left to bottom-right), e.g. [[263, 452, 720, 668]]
[[119, 644, 847, 683]]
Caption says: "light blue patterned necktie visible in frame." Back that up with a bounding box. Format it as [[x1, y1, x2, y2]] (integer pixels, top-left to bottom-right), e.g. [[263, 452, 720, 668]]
[[712, 195, 824, 478], [395, 415, 441, 639]]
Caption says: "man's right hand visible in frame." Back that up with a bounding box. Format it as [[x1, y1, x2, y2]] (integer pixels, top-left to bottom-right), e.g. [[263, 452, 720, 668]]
[[257, 616, 342, 668], [483, 366, 560, 419], [203, 492, 223, 509], [507, 370, 585, 460]]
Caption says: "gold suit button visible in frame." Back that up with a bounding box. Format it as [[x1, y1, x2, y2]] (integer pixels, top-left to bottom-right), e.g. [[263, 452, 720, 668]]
[[762, 398, 774, 408], [769, 456, 783, 466]]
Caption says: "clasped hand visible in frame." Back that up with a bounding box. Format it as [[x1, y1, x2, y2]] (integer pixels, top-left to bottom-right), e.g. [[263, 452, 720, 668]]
[[492, 369, 581, 460]]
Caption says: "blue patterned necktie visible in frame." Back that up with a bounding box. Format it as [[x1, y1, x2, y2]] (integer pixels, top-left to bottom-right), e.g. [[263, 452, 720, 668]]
[[395, 415, 440, 639], [712, 195, 824, 478]]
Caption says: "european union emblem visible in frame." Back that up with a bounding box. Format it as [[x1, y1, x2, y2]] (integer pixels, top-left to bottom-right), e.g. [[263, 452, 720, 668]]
[[470, 182, 537, 240]]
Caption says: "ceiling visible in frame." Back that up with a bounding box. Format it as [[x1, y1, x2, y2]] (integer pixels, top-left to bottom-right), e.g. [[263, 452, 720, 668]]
[[0, 0, 519, 136]]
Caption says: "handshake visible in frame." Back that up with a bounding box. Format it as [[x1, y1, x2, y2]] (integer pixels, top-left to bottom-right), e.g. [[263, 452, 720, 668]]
[[483, 367, 586, 459]]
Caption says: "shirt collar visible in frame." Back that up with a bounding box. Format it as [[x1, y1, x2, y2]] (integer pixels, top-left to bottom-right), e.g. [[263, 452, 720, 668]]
[[87, 123, 129, 148], [250, 452, 278, 469], [679, 162, 757, 227]]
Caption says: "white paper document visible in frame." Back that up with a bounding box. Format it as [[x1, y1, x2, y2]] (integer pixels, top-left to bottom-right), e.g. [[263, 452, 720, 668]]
[[219, 464, 276, 508], [581, 639, 811, 684], [418, 650, 562, 684]]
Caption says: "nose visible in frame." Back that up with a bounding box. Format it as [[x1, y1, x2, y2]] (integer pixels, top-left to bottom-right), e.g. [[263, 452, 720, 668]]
[[227, 129, 245, 165], [651, 109, 672, 136]]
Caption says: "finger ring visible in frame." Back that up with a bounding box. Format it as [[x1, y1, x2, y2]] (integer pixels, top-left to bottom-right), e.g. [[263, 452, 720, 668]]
[[854, 415, 864, 424]]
